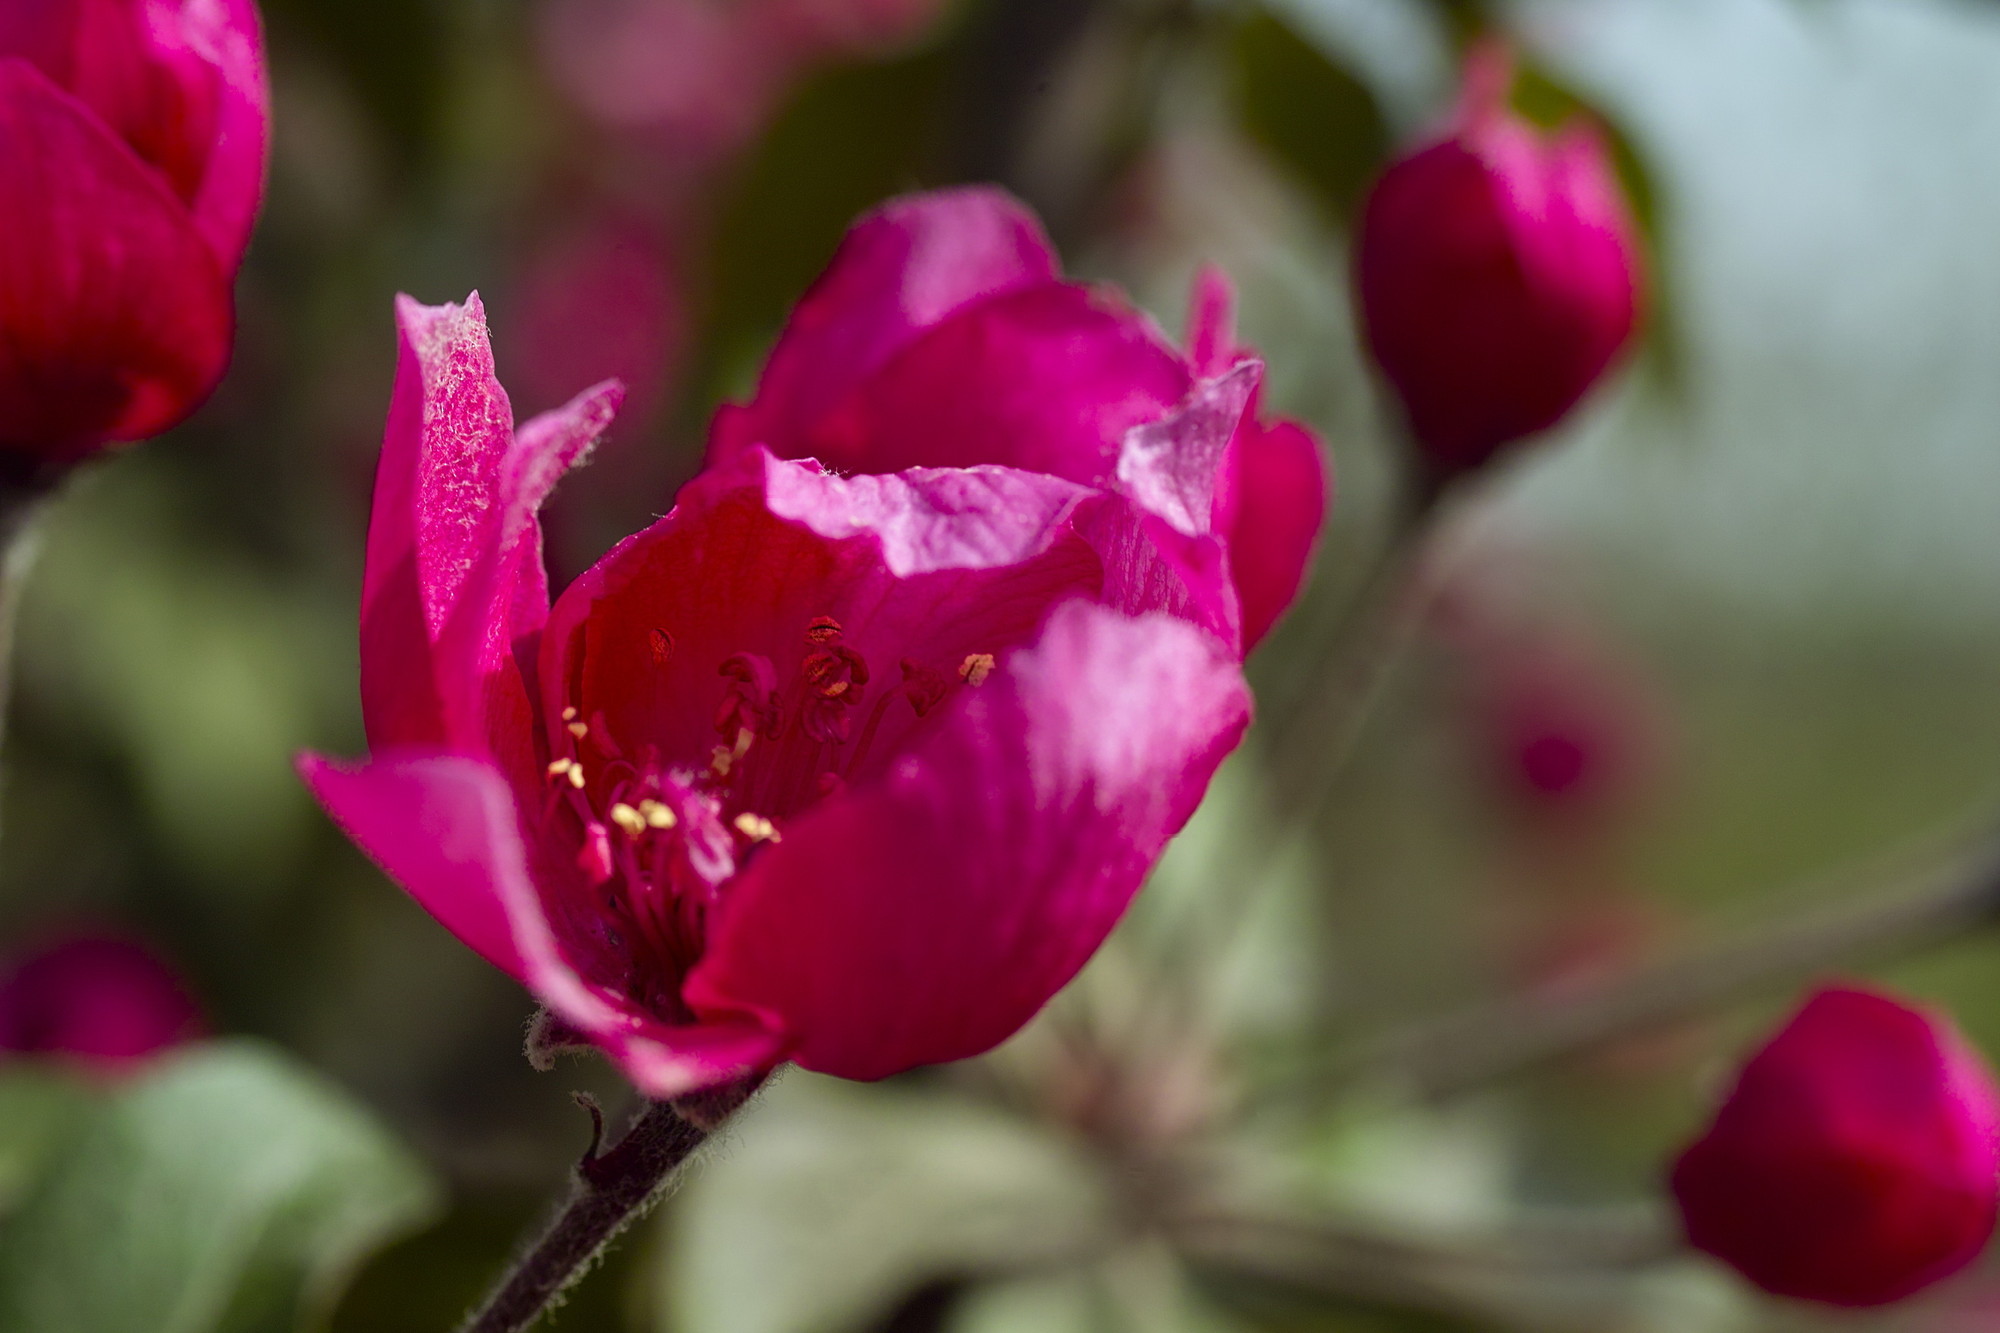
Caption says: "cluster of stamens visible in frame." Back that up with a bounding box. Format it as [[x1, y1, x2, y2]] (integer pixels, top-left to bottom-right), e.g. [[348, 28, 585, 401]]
[[540, 615, 995, 993]]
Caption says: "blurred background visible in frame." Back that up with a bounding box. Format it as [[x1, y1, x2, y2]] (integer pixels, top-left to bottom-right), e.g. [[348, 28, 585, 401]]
[[8, 0, 2000, 1329]]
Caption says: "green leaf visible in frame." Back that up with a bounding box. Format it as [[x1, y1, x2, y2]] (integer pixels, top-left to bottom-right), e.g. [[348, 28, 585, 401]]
[[0, 1067, 91, 1217], [1229, 12, 1390, 223], [659, 1073, 1112, 1333], [0, 1040, 440, 1333]]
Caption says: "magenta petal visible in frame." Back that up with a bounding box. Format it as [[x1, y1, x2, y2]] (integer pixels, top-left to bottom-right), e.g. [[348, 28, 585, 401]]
[[541, 448, 1108, 773], [773, 282, 1192, 482], [685, 600, 1252, 1080], [301, 750, 783, 1099], [361, 293, 619, 758], [1225, 419, 1327, 650], [0, 60, 231, 461], [723, 187, 1059, 457], [1184, 263, 1237, 380], [299, 751, 535, 982], [159, 0, 270, 270]]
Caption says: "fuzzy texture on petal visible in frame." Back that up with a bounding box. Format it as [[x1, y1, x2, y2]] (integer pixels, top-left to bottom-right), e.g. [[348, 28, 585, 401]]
[[299, 750, 784, 1098], [360, 292, 620, 770], [0, 60, 232, 464], [684, 600, 1251, 1078], [1671, 985, 2000, 1307]]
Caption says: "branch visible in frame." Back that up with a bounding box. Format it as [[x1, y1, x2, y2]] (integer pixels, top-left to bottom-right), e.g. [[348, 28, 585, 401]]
[[1327, 828, 2000, 1101], [460, 1081, 756, 1333]]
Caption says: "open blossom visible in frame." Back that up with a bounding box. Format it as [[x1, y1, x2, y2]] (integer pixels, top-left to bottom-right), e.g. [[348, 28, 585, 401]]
[[709, 187, 1329, 652], [1671, 985, 2000, 1307], [0, 930, 204, 1073], [0, 0, 269, 476], [301, 292, 1252, 1098], [1356, 46, 1640, 481]]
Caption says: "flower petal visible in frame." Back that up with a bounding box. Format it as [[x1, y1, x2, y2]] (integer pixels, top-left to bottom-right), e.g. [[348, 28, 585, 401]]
[[155, 0, 270, 270], [762, 282, 1191, 483], [298, 748, 783, 1098], [360, 292, 619, 764], [0, 60, 231, 464], [541, 448, 1108, 781], [717, 186, 1059, 459], [684, 600, 1252, 1080], [298, 751, 535, 982], [1224, 418, 1327, 650]]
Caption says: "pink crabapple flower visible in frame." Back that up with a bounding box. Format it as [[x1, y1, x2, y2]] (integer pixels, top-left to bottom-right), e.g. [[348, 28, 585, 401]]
[[535, 0, 945, 167], [1356, 43, 1641, 481], [0, 930, 205, 1074], [1671, 985, 2000, 1307], [708, 186, 1330, 653], [0, 0, 269, 475], [300, 290, 1254, 1099]]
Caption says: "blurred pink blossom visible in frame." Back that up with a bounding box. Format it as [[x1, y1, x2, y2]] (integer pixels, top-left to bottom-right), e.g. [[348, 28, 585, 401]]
[[0, 930, 204, 1074], [535, 0, 946, 165], [509, 211, 687, 436]]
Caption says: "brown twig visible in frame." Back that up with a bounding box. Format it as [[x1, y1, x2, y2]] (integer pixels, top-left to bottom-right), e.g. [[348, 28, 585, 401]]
[[1315, 828, 2000, 1102], [459, 1081, 757, 1333]]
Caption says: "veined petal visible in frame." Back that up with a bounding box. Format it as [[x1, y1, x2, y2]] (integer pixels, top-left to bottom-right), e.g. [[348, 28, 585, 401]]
[[684, 600, 1251, 1080], [0, 60, 231, 464], [299, 749, 783, 1099], [718, 186, 1059, 459]]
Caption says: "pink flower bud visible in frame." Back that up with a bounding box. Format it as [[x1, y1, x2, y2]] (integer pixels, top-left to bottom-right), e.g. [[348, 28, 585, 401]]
[[1671, 985, 2000, 1307], [0, 0, 269, 477], [0, 930, 205, 1074], [1356, 47, 1641, 480]]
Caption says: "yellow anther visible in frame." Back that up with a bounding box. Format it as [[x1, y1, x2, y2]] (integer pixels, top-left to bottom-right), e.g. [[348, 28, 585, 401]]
[[710, 745, 735, 777], [958, 653, 996, 687], [567, 721, 590, 740], [546, 759, 587, 790], [733, 813, 781, 844], [561, 706, 578, 722], [609, 803, 648, 838], [638, 799, 677, 830]]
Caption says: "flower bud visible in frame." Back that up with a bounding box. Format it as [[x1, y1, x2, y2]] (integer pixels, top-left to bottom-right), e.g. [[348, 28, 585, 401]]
[[0, 0, 269, 479], [1671, 985, 2000, 1307], [1356, 47, 1641, 482], [0, 931, 205, 1074]]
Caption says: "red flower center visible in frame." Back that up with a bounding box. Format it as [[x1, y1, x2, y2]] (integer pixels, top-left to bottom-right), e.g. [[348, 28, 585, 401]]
[[539, 614, 988, 1014]]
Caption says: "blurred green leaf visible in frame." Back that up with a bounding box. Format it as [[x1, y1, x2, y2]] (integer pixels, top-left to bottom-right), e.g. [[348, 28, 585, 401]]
[[0, 1067, 90, 1217], [661, 1074, 1110, 1333], [0, 1041, 440, 1333], [1229, 12, 1390, 223]]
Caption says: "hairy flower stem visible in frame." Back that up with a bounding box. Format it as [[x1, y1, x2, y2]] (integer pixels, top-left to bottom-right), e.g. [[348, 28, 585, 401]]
[[460, 1082, 756, 1333], [1324, 827, 2000, 1102]]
